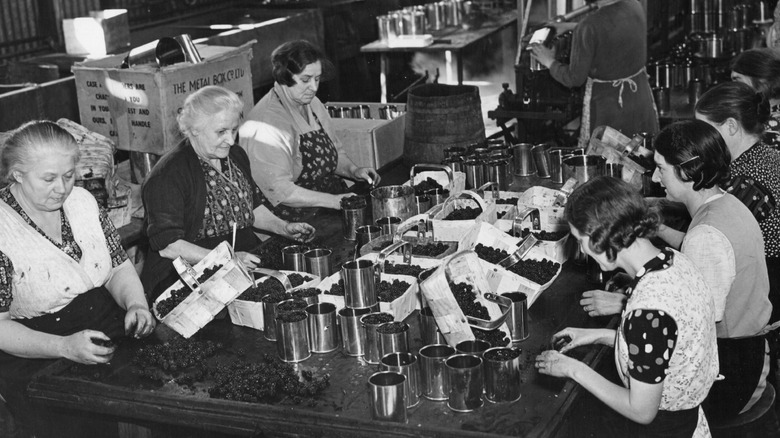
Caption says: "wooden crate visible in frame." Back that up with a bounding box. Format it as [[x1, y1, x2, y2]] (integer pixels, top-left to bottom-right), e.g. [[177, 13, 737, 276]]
[[72, 42, 254, 154]]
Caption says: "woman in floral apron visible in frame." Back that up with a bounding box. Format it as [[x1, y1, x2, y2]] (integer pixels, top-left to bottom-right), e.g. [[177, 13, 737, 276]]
[[240, 40, 380, 223]]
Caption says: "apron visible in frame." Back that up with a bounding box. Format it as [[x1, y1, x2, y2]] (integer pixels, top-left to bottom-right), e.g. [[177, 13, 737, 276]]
[[273, 112, 347, 223], [0, 286, 124, 427], [579, 67, 650, 148]]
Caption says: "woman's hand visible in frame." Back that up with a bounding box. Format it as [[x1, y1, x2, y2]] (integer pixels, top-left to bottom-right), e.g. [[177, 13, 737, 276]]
[[283, 222, 316, 242], [550, 327, 609, 354], [236, 251, 262, 270], [352, 167, 381, 186], [535, 350, 583, 379], [125, 304, 156, 339], [580, 290, 626, 317], [59, 330, 116, 365], [529, 43, 556, 68]]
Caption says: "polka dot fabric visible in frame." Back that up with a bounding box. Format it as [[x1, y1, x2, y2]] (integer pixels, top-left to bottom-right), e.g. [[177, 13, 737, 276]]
[[728, 141, 780, 257], [624, 309, 678, 384]]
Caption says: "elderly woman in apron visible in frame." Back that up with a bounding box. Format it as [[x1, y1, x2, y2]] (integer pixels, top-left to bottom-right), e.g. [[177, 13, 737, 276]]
[[0, 121, 155, 435], [530, 0, 658, 148], [240, 40, 380, 223]]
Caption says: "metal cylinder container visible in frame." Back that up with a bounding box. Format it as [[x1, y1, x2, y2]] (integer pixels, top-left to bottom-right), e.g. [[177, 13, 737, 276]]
[[342, 259, 379, 309], [275, 310, 311, 363], [482, 347, 522, 403], [306, 303, 339, 353], [369, 371, 407, 423], [380, 352, 421, 408], [446, 354, 484, 412], [339, 306, 373, 356], [419, 344, 456, 401]]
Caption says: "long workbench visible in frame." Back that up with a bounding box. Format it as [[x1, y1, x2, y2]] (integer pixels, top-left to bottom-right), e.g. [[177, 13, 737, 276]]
[[27, 165, 617, 437]]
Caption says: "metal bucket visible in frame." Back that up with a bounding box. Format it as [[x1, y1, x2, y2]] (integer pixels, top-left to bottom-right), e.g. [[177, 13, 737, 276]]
[[371, 185, 415, 221], [562, 155, 606, 184]]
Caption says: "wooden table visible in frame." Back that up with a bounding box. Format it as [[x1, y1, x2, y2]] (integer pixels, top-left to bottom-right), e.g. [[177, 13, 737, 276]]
[[29, 166, 620, 437], [28, 257, 613, 438], [360, 9, 518, 102]]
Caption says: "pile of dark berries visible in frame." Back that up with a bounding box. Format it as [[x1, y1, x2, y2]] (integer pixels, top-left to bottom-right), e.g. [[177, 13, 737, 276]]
[[340, 195, 367, 209], [196, 264, 223, 283], [450, 282, 489, 320], [260, 289, 289, 304], [291, 287, 320, 300], [412, 242, 450, 257], [277, 309, 307, 323], [483, 347, 521, 361], [521, 229, 569, 241], [382, 262, 425, 277], [474, 243, 509, 264], [473, 327, 510, 347], [362, 312, 394, 325], [507, 258, 560, 285], [414, 177, 444, 195], [133, 338, 221, 372], [276, 300, 308, 314], [325, 280, 344, 296], [496, 197, 519, 205], [373, 241, 449, 257], [239, 274, 312, 302], [497, 210, 507, 219], [207, 355, 329, 404], [443, 206, 482, 220], [376, 321, 408, 334], [156, 285, 191, 317], [236, 286, 264, 302], [377, 279, 411, 302]]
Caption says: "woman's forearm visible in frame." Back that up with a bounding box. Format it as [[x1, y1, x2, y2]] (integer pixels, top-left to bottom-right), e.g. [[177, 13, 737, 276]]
[[657, 224, 685, 249], [253, 205, 288, 235], [159, 239, 213, 265], [0, 317, 66, 359], [281, 186, 341, 209], [569, 363, 662, 424], [106, 260, 149, 311]]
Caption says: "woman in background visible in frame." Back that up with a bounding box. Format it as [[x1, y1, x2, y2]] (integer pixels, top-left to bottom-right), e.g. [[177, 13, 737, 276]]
[[240, 40, 379, 222], [730, 48, 780, 147]]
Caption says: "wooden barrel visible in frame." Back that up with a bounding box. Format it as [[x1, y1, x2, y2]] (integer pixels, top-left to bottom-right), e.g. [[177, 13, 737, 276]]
[[403, 84, 485, 166]]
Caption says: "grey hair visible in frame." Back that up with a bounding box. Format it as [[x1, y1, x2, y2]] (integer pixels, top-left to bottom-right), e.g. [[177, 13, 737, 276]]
[[0, 120, 79, 187], [177, 86, 243, 137]]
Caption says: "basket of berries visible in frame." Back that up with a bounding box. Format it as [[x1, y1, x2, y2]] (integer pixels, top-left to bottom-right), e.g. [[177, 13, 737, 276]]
[[153, 241, 253, 338]]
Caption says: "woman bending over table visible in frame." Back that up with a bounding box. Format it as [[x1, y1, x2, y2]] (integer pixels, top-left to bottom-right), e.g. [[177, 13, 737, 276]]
[[239, 40, 379, 222], [0, 120, 155, 434], [536, 176, 718, 437], [142, 86, 314, 300]]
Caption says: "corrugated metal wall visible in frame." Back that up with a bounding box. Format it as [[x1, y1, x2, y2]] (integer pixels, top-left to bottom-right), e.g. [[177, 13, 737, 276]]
[[0, 0, 99, 60]]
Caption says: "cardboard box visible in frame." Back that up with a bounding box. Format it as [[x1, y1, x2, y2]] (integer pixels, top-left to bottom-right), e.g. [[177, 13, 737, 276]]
[[63, 9, 131, 56], [72, 42, 254, 155], [329, 102, 406, 169]]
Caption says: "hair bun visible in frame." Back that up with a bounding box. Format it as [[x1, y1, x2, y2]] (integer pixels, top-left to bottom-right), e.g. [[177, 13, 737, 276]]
[[756, 91, 771, 125]]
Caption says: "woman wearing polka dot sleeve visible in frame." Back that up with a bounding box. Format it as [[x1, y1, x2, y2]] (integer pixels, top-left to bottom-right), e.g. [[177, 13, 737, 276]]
[[536, 176, 718, 437]]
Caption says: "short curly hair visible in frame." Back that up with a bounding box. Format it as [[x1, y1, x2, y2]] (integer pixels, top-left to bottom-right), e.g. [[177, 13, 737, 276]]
[[564, 176, 660, 262], [653, 120, 731, 191], [271, 40, 334, 87], [177, 85, 243, 138]]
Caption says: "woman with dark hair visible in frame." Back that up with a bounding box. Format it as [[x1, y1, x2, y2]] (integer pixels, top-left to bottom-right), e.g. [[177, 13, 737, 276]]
[[536, 176, 718, 437], [653, 120, 772, 420], [695, 81, 780, 326], [529, 0, 658, 148], [730, 48, 780, 147], [239, 40, 380, 222]]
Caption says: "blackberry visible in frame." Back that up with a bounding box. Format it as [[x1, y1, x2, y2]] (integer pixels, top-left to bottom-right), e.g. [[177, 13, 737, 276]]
[[443, 206, 482, 221], [376, 279, 411, 302], [473, 243, 510, 264]]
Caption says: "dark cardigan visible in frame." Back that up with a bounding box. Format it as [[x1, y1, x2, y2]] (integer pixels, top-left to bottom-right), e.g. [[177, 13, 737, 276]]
[[140, 140, 265, 298]]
